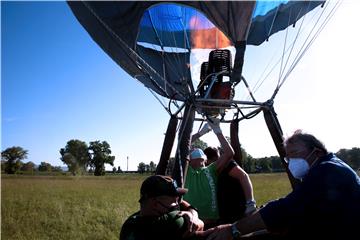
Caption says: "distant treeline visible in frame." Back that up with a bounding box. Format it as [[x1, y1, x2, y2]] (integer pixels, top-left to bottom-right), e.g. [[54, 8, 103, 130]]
[[2, 144, 359, 175], [241, 147, 360, 173], [1, 140, 116, 176], [163, 147, 360, 175]]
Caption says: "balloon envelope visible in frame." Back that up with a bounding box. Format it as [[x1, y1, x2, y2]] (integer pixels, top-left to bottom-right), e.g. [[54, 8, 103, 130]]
[[68, 1, 324, 101]]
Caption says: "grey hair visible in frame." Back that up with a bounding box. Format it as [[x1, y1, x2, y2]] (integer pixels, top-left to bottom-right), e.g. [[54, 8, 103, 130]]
[[284, 129, 328, 154]]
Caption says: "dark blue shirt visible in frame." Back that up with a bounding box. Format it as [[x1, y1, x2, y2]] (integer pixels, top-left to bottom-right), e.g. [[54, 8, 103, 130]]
[[259, 153, 360, 238]]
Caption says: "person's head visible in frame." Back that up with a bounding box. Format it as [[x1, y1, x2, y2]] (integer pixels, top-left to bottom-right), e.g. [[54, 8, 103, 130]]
[[204, 147, 219, 165], [139, 175, 188, 216], [189, 148, 207, 169], [284, 129, 328, 179]]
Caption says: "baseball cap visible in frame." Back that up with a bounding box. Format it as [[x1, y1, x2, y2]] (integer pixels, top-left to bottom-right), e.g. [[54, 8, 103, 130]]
[[190, 148, 207, 160], [139, 175, 188, 202]]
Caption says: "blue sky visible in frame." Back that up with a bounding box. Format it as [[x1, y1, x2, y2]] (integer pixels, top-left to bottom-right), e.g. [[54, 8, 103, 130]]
[[2, 1, 359, 171]]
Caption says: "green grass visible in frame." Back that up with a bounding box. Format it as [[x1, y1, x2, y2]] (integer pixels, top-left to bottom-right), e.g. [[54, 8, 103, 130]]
[[250, 173, 292, 206], [1, 173, 292, 240], [1, 174, 150, 240]]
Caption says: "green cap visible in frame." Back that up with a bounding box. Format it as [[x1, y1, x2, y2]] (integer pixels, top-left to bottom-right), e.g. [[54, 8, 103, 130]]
[[139, 175, 188, 202]]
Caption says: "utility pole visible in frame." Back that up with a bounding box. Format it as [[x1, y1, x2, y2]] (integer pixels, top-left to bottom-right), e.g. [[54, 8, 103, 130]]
[[127, 156, 129, 172]]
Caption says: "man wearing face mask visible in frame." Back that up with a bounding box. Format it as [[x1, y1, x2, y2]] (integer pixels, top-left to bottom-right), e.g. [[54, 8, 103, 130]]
[[120, 175, 204, 240], [198, 130, 360, 240]]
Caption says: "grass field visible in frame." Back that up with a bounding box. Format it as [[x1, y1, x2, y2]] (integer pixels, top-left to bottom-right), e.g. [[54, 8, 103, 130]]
[[1, 173, 291, 240]]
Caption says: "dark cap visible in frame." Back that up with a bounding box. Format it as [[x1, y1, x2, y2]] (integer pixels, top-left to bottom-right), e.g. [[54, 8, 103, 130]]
[[139, 175, 188, 202]]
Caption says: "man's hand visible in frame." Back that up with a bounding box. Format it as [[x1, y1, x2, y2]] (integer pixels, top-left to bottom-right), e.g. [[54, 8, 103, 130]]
[[198, 123, 212, 136], [207, 116, 222, 134], [178, 211, 204, 238], [196, 224, 232, 240]]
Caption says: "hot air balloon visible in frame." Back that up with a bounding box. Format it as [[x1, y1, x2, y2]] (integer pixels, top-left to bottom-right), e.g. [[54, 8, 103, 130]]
[[68, 1, 339, 189]]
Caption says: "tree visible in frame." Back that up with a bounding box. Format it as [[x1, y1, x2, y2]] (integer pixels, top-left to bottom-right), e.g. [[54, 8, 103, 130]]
[[88, 141, 115, 176], [337, 147, 360, 170], [138, 162, 146, 174], [1, 146, 28, 174], [149, 161, 157, 172], [237, 147, 252, 172], [60, 139, 90, 175], [51, 166, 63, 172], [1, 161, 5, 172], [270, 156, 284, 172], [145, 164, 150, 172], [61, 153, 78, 175], [112, 167, 117, 174], [21, 161, 36, 173], [38, 162, 52, 172], [166, 157, 175, 175], [243, 154, 256, 173], [348, 147, 360, 170], [192, 138, 208, 150], [256, 157, 272, 173]]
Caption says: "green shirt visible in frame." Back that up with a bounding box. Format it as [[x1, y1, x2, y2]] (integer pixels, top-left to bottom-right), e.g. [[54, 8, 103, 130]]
[[120, 210, 187, 240], [183, 163, 218, 220]]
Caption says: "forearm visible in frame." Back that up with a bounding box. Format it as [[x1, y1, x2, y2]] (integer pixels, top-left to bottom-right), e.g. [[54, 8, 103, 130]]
[[215, 133, 234, 173], [217, 133, 234, 157], [235, 210, 267, 235], [240, 172, 254, 202], [215, 135, 234, 173], [191, 123, 211, 143], [229, 166, 254, 202], [207, 117, 234, 172]]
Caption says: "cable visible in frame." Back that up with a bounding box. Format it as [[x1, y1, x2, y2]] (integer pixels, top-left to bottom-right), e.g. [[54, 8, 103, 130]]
[[82, 2, 187, 102], [273, 0, 340, 99]]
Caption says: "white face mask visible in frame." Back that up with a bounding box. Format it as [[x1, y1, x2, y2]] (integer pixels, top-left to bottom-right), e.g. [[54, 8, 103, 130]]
[[288, 158, 310, 180]]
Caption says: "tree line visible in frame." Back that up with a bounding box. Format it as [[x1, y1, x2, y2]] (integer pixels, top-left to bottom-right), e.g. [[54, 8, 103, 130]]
[[60, 139, 116, 176], [1, 139, 117, 176], [0, 146, 64, 174], [186, 138, 360, 174], [137, 161, 157, 173], [2, 139, 359, 176], [247, 147, 360, 173]]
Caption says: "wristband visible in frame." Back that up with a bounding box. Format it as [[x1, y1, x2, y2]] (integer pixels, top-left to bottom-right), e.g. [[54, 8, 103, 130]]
[[246, 199, 256, 205], [231, 223, 242, 239]]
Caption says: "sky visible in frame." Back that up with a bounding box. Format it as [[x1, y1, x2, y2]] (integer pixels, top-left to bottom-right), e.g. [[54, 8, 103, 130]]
[[2, 1, 359, 171]]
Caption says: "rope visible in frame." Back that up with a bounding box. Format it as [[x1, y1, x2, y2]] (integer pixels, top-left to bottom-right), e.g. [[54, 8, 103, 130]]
[[145, 6, 195, 102], [241, 76, 257, 102], [267, 4, 281, 41], [242, 1, 339, 103], [82, 2, 187, 103], [275, 3, 329, 91], [251, 3, 316, 96], [273, 0, 340, 99], [277, 7, 293, 88], [148, 11, 169, 96], [147, 88, 171, 115], [83, 1, 340, 122], [278, 3, 310, 83]]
